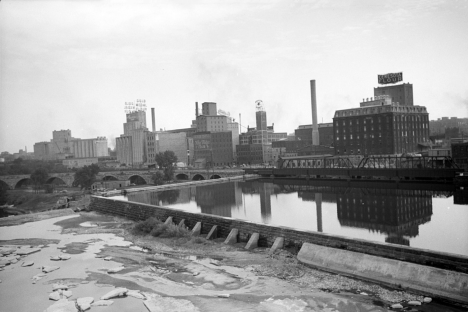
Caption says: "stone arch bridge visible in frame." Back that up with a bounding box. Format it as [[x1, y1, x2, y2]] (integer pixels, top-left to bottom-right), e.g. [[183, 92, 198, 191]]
[[0, 169, 244, 189]]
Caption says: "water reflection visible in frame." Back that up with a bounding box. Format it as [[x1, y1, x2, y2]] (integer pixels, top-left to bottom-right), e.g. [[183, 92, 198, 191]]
[[129, 189, 187, 206], [196, 183, 241, 217], [336, 189, 432, 246], [122, 179, 467, 256]]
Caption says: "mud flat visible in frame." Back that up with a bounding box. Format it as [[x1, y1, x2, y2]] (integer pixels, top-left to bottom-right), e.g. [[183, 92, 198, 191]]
[[0, 211, 465, 312]]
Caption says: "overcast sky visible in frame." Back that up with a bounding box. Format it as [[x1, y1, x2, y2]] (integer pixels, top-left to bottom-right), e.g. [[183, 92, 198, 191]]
[[1, 0, 467, 153]]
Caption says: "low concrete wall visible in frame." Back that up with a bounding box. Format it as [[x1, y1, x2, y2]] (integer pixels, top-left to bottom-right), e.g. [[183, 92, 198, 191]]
[[298, 243, 468, 304], [89, 196, 468, 275], [102, 174, 260, 196]]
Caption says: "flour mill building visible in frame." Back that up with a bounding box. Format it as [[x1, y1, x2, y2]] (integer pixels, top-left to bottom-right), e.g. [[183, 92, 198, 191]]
[[333, 74, 430, 156]]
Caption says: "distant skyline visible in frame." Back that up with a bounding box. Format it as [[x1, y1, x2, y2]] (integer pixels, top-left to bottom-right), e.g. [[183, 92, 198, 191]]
[[1, 0, 467, 152]]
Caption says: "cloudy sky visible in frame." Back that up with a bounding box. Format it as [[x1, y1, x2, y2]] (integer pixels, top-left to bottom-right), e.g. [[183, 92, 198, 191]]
[[1, 0, 467, 152]]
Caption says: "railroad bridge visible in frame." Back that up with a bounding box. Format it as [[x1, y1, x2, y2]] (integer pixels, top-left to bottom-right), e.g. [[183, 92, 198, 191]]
[[245, 155, 463, 181], [0, 169, 244, 190]]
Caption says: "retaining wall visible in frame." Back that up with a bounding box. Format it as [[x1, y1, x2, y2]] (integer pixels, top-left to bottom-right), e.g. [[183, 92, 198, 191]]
[[89, 196, 468, 274], [298, 243, 468, 304]]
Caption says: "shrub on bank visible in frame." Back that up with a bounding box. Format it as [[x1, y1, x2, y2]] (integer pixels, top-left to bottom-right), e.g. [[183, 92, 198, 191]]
[[131, 217, 162, 235], [131, 217, 191, 238]]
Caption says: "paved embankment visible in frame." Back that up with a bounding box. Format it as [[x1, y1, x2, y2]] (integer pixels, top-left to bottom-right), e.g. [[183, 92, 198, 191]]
[[102, 174, 260, 196], [297, 243, 468, 305]]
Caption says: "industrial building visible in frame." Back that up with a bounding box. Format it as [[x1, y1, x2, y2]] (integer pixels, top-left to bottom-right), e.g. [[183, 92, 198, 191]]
[[333, 82, 430, 155], [294, 123, 334, 147], [145, 131, 194, 167], [236, 102, 287, 165], [191, 102, 238, 168], [193, 131, 233, 168], [116, 100, 148, 167], [34, 130, 108, 161], [451, 140, 468, 169]]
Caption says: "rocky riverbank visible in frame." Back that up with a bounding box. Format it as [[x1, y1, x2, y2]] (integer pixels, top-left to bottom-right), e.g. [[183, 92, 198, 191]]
[[0, 211, 465, 312]]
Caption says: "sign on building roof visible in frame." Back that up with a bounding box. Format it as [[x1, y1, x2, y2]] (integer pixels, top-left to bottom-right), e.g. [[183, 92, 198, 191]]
[[378, 72, 403, 84]]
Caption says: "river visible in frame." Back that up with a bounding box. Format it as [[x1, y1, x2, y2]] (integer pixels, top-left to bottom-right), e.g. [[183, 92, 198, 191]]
[[114, 179, 468, 257]]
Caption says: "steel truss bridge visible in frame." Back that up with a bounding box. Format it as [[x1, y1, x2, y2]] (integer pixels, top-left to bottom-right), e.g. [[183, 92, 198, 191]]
[[245, 155, 463, 181]]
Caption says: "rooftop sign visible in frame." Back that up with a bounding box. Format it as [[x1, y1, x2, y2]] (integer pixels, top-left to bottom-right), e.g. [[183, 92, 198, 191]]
[[378, 72, 403, 85]]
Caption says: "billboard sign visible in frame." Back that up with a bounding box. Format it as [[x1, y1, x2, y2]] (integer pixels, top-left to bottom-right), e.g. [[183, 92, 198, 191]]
[[194, 134, 211, 150], [378, 72, 403, 85]]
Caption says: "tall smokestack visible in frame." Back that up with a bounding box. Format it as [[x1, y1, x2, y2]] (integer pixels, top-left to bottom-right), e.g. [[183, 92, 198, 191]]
[[239, 113, 242, 134], [195, 102, 199, 117], [151, 108, 156, 132], [310, 80, 320, 146]]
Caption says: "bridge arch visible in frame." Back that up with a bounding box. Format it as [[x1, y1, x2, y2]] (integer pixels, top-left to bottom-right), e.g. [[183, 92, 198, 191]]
[[0, 179, 10, 190], [209, 174, 221, 179], [46, 177, 67, 186], [102, 175, 119, 181], [192, 174, 205, 181], [15, 178, 33, 189], [175, 173, 189, 180], [129, 175, 148, 185]]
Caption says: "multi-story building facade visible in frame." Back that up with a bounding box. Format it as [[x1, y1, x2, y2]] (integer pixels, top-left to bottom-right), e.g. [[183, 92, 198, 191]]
[[236, 104, 287, 165], [294, 123, 334, 147], [192, 102, 237, 167], [374, 83, 413, 106], [196, 115, 228, 132], [452, 140, 468, 169], [333, 83, 430, 156], [193, 131, 233, 167], [116, 108, 148, 167], [429, 117, 468, 136]]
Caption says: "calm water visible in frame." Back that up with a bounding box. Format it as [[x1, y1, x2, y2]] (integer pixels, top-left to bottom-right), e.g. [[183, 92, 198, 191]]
[[116, 179, 468, 257]]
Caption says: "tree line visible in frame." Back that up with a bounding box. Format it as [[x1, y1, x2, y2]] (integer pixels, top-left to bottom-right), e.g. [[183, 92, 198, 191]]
[[0, 158, 69, 176]]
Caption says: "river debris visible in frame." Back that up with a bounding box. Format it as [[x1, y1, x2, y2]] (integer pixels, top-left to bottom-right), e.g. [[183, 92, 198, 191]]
[[77, 297, 94, 310], [107, 266, 125, 274], [42, 265, 60, 273], [100, 287, 128, 300], [91, 300, 114, 306]]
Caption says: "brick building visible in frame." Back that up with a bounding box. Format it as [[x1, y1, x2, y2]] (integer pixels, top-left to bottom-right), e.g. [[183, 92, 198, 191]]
[[452, 140, 468, 169], [333, 83, 430, 156], [193, 132, 233, 167], [294, 123, 334, 147]]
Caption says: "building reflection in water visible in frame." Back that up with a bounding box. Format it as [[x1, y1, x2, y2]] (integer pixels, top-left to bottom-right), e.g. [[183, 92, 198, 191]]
[[336, 189, 433, 246], [196, 183, 242, 217], [127, 187, 192, 206], [296, 192, 337, 233]]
